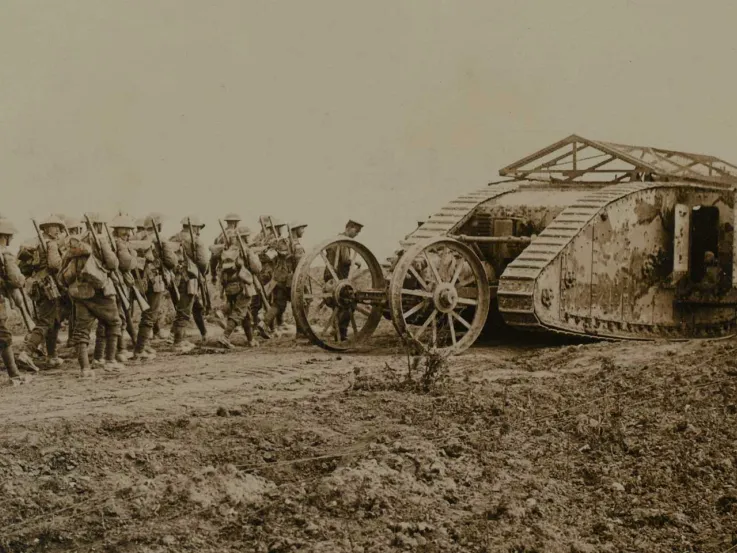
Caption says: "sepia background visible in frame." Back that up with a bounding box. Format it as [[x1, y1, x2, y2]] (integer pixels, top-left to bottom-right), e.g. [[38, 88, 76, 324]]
[[1, 0, 736, 259]]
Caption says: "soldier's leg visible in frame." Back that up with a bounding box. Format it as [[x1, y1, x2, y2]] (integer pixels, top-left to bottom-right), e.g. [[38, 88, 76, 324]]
[[72, 299, 98, 376], [67, 300, 77, 346], [85, 293, 124, 370], [135, 289, 162, 359], [0, 307, 21, 380], [337, 306, 351, 341], [24, 297, 55, 356], [171, 288, 195, 347], [275, 286, 288, 327], [193, 296, 207, 340], [93, 321, 106, 367], [46, 317, 63, 367], [219, 296, 239, 344], [240, 296, 256, 346]]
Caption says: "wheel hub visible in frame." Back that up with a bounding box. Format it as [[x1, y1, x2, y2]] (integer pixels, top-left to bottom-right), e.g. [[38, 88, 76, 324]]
[[334, 281, 356, 308], [433, 283, 458, 313]]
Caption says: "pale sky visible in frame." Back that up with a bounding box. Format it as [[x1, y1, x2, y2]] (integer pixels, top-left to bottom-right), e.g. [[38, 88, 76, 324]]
[[1, 1, 736, 259]]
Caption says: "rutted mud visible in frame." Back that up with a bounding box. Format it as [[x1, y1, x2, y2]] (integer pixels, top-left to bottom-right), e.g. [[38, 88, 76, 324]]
[[1, 328, 736, 553]]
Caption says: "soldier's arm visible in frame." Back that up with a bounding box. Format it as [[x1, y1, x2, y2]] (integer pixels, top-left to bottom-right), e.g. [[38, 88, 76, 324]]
[[161, 241, 179, 270], [99, 239, 120, 271], [116, 240, 136, 272], [45, 240, 63, 272], [247, 250, 263, 274], [194, 239, 210, 272], [3, 252, 26, 289]]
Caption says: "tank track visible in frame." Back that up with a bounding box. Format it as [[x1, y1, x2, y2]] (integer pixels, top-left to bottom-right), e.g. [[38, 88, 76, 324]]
[[398, 182, 520, 251], [497, 182, 652, 337]]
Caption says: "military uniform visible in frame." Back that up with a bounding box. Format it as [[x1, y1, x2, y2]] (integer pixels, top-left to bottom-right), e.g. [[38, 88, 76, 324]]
[[325, 220, 363, 341], [210, 213, 241, 281], [0, 218, 37, 380], [264, 222, 307, 332], [132, 215, 178, 359], [18, 215, 66, 367], [169, 216, 210, 350], [60, 216, 82, 346], [218, 226, 262, 347], [59, 213, 121, 377], [92, 215, 140, 367]]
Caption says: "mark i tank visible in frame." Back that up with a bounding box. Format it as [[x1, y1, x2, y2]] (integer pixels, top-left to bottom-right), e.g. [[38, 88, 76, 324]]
[[290, 134, 737, 355]]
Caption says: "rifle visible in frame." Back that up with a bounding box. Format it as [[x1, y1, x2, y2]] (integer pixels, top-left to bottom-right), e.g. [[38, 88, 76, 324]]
[[0, 252, 35, 332], [218, 219, 271, 310], [259, 216, 279, 241], [186, 217, 211, 315], [83, 215, 136, 340], [31, 218, 63, 300], [150, 221, 180, 304], [103, 223, 150, 313]]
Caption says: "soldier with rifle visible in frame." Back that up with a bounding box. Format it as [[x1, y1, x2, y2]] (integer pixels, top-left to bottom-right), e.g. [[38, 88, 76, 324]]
[[60, 216, 82, 347], [216, 224, 263, 348], [18, 214, 66, 368], [210, 213, 241, 282], [58, 212, 121, 377], [131, 214, 178, 360], [168, 216, 210, 352], [0, 217, 40, 381], [90, 214, 150, 366]]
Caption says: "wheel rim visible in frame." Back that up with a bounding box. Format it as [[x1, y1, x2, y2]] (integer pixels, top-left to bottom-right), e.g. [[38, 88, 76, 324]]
[[388, 237, 490, 354], [291, 237, 385, 351]]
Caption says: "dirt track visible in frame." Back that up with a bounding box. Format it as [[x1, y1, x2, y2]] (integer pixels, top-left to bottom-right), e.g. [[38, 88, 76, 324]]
[[1, 326, 736, 552]]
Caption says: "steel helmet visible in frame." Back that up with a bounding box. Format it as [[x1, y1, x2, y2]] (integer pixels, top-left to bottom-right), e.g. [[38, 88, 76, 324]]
[[272, 218, 285, 228], [290, 221, 307, 230], [224, 213, 241, 223], [347, 219, 363, 229], [39, 214, 66, 230], [0, 218, 17, 235], [237, 226, 252, 236], [135, 217, 146, 229], [180, 215, 205, 229], [111, 214, 137, 229], [144, 213, 163, 229]]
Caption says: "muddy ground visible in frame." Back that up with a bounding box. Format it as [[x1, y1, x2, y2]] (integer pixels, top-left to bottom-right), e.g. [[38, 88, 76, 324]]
[[0, 321, 736, 553]]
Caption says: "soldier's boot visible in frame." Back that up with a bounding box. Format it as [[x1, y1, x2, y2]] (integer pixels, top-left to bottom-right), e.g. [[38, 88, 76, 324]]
[[104, 333, 124, 371], [216, 321, 237, 349], [264, 307, 279, 337], [46, 330, 64, 368], [116, 334, 132, 362], [153, 320, 161, 339], [2, 346, 23, 381], [16, 347, 40, 373], [77, 343, 94, 378], [133, 328, 156, 361], [172, 328, 194, 353], [92, 333, 106, 369], [194, 313, 208, 343], [243, 319, 257, 348]]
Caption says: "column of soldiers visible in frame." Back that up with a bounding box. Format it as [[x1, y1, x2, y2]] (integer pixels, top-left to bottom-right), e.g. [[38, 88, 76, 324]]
[[0, 210, 317, 384]]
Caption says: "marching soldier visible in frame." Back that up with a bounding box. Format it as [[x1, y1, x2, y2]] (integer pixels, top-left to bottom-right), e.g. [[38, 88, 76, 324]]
[[135, 218, 147, 239], [90, 214, 140, 367], [217, 226, 262, 348], [210, 213, 241, 282], [0, 217, 38, 381], [18, 214, 66, 368], [290, 222, 308, 337], [59, 212, 121, 377], [264, 222, 308, 333], [61, 216, 82, 347], [169, 216, 210, 352], [132, 214, 178, 360]]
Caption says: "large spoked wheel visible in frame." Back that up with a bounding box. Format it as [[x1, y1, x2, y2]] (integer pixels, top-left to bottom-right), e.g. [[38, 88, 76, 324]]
[[388, 237, 490, 355], [291, 237, 386, 351]]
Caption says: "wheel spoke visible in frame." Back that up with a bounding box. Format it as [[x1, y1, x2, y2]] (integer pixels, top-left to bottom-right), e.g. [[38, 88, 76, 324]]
[[412, 309, 437, 340], [401, 288, 433, 298], [448, 313, 457, 345], [347, 249, 358, 280], [422, 250, 443, 283], [456, 297, 478, 306], [322, 308, 337, 336], [450, 259, 465, 286], [403, 300, 427, 320], [450, 310, 473, 330], [355, 305, 373, 318], [350, 311, 359, 335], [431, 313, 437, 346], [320, 250, 340, 282], [408, 265, 430, 291]]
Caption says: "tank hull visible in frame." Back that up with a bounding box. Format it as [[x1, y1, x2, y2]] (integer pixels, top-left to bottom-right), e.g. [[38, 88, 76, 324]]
[[497, 182, 737, 339]]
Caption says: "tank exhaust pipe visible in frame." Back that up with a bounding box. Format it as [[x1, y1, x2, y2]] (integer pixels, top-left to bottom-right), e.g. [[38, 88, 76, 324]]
[[673, 203, 690, 282]]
